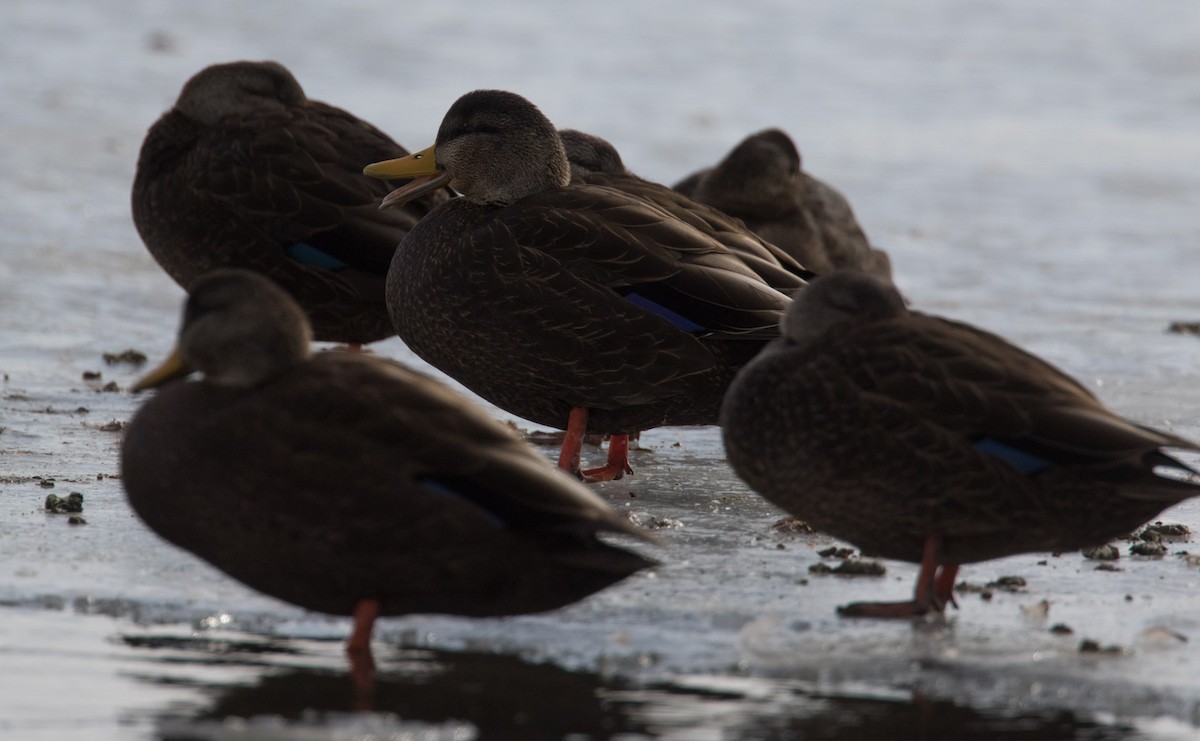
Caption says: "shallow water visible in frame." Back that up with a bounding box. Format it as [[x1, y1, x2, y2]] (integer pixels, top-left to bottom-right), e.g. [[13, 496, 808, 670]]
[[3, 1, 1200, 739]]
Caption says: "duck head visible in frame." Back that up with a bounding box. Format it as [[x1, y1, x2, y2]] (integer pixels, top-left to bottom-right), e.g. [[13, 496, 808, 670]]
[[364, 90, 571, 208]]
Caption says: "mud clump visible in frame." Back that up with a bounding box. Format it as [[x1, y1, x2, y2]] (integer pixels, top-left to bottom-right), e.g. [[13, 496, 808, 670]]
[[1167, 321, 1200, 336], [1082, 544, 1119, 561], [1079, 639, 1127, 655], [988, 576, 1027, 592], [45, 492, 84, 513], [809, 559, 885, 576], [1130, 542, 1167, 558], [771, 517, 815, 535], [817, 546, 855, 559], [1140, 522, 1190, 541], [103, 349, 148, 366]]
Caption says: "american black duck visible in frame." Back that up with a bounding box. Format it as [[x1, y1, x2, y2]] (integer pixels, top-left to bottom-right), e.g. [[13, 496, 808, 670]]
[[361, 90, 794, 481], [131, 60, 449, 345], [721, 270, 1200, 617], [121, 269, 655, 675], [676, 129, 890, 277], [558, 128, 814, 292]]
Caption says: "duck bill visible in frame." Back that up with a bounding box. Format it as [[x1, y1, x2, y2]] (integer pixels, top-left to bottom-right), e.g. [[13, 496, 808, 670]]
[[130, 348, 193, 392], [364, 145, 451, 209]]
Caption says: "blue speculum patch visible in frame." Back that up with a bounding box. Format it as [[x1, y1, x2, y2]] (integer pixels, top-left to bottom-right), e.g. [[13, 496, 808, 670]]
[[286, 242, 348, 269], [974, 437, 1052, 475], [622, 292, 706, 332]]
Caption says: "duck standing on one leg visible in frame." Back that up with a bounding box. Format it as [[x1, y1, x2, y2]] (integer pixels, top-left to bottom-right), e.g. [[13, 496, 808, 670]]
[[132, 60, 449, 346], [121, 269, 656, 690], [361, 90, 794, 481], [721, 270, 1200, 618]]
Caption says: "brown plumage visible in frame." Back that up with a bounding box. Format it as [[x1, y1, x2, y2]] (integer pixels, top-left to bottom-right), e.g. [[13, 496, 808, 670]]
[[362, 91, 795, 480], [721, 271, 1200, 617], [676, 129, 890, 277], [121, 270, 654, 657], [558, 128, 814, 292], [131, 60, 448, 344]]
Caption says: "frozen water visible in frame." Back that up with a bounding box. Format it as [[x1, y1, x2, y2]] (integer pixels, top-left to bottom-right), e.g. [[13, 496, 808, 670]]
[[2, 0, 1200, 738]]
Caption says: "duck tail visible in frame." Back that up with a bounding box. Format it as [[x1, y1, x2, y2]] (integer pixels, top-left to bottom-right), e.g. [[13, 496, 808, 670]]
[[1145, 448, 1200, 494]]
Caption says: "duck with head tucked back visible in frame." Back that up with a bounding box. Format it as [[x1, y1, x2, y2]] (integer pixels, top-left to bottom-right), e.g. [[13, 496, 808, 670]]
[[676, 129, 891, 278], [362, 90, 795, 481], [132, 60, 450, 345], [558, 128, 815, 292], [721, 270, 1200, 618], [121, 269, 655, 684]]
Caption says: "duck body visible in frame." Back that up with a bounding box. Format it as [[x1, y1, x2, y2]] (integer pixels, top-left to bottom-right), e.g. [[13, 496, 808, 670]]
[[388, 187, 784, 434], [676, 129, 889, 277], [371, 91, 792, 444], [722, 272, 1200, 611], [122, 270, 653, 622], [132, 61, 447, 344]]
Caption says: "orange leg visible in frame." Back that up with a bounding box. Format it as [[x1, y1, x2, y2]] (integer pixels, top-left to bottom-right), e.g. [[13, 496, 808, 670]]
[[346, 598, 378, 701], [582, 433, 634, 482], [933, 563, 960, 611], [838, 535, 949, 618], [557, 407, 589, 476]]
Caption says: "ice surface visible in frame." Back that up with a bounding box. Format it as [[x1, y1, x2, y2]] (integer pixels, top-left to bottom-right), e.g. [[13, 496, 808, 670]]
[[2, 0, 1200, 738]]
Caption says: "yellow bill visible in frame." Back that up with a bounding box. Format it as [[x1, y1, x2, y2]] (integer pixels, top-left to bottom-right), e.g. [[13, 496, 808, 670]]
[[363, 145, 452, 210], [130, 348, 192, 392]]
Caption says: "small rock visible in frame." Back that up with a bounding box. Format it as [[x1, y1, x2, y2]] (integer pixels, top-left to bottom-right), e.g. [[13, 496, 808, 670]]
[[771, 517, 814, 535], [1095, 563, 1123, 572], [67, 516, 87, 526], [809, 559, 886, 577], [643, 516, 682, 531], [1143, 522, 1190, 540], [1078, 639, 1127, 655], [988, 576, 1027, 592], [817, 546, 855, 559], [100, 381, 121, 393], [45, 492, 84, 513], [39, 479, 55, 489], [102, 349, 148, 366], [1082, 544, 1119, 561], [97, 420, 126, 433], [1049, 623, 1074, 635], [1130, 541, 1167, 558], [82, 371, 102, 381], [1167, 321, 1200, 336]]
